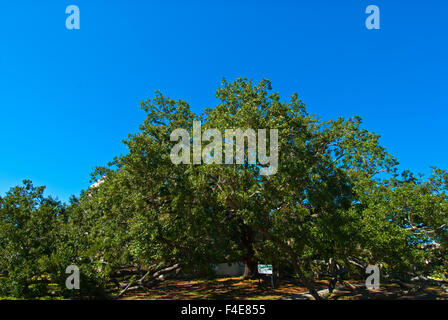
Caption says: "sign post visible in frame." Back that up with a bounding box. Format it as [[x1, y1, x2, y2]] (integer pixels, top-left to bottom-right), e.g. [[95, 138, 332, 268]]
[[257, 264, 274, 288]]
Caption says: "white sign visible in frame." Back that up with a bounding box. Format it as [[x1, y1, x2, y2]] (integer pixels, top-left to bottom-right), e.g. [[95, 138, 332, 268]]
[[258, 264, 273, 275]]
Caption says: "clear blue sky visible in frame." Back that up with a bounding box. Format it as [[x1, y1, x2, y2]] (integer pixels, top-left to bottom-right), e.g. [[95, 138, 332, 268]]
[[0, 0, 447, 203]]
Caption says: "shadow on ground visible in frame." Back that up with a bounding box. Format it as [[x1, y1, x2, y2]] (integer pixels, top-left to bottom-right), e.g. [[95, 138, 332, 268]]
[[120, 277, 448, 300], [121, 277, 325, 300]]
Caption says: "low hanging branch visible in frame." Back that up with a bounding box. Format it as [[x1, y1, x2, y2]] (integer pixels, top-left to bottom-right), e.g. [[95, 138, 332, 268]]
[[327, 260, 352, 293], [117, 263, 181, 298]]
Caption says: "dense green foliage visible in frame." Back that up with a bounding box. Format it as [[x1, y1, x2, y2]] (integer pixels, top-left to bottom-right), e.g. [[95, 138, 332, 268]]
[[0, 78, 446, 299]]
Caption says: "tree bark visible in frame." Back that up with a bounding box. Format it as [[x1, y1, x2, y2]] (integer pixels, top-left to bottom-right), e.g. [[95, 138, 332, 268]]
[[117, 263, 181, 298], [242, 255, 259, 280], [240, 225, 259, 280]]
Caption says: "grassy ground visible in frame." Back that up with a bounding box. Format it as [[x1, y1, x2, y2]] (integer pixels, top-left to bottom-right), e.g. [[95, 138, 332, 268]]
[[1, 277, 446, 300], [119, 277, 318, 300], [118, 277, 448, 300], [331, 282, 448, 300]]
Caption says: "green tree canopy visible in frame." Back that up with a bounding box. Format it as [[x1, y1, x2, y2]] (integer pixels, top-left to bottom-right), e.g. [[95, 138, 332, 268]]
[[1, 78, 446, 299]]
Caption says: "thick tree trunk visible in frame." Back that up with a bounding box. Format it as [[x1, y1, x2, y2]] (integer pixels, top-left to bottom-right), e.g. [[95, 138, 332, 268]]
[[290, 260, 322, 300], [240, 225, 259, 280], [242, 255, 259, 279]]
